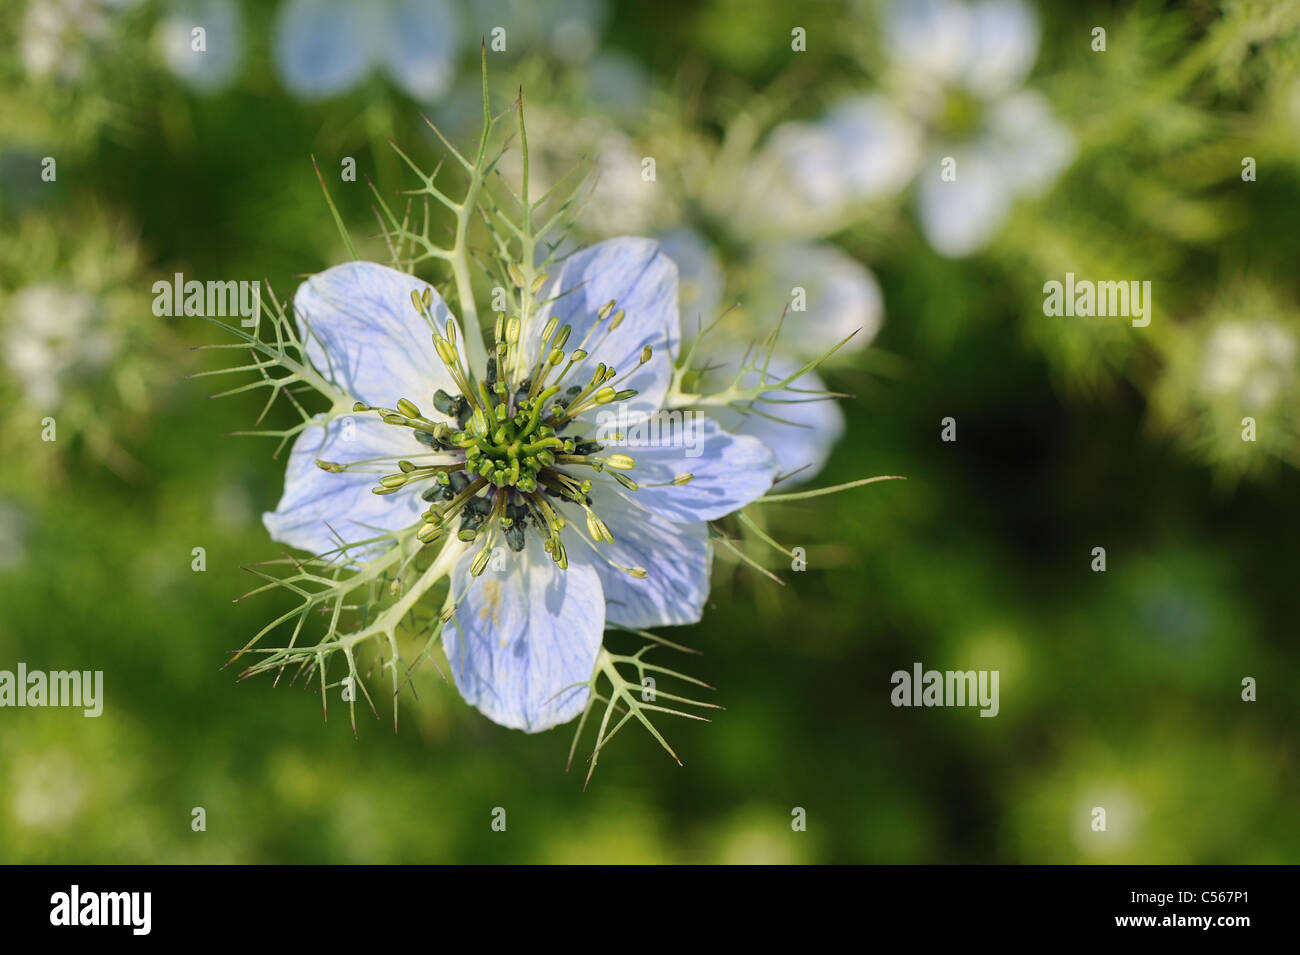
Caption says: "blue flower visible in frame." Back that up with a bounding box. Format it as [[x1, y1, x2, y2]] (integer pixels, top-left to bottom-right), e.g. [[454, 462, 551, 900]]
[[273, 0, 459, 102], [263, 238, 779, 731]]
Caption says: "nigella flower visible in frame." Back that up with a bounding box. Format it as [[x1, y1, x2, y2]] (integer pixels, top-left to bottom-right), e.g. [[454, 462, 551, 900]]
[[263, 239, 779, 731], [274, 0, 459, 102], [751, 0, 1075, 256], [157, 0, 243, 94]]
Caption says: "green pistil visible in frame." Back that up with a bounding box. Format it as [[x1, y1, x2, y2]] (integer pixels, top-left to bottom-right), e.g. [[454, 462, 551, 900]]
[[343, 296, 661, 572]]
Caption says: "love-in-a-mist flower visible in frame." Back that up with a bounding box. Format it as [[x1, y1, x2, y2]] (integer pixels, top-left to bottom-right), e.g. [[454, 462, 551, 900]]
[[274, 0, 459, 102], [749, 0, 1075, 256], [264, 238, 779, 731]]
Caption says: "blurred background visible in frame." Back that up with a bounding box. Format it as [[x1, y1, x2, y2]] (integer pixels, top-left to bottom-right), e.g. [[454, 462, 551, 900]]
[[1, 0, 1298, 863]]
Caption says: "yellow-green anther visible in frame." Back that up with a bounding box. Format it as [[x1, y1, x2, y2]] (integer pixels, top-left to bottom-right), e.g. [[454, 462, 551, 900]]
[[540, 315, 558, 344], [507, 263, 525, 287], [457, 528, 478, 542], [609, 309, 626, 329], [597, 299, 616, 320], [397, 398, 421, 419], [315, 459, 345, 472], [595, 386, 617, 404], [506, 315, 521, 345], [379, 473, 409, 488], [421, 286, 432, 309], [471, 546, 493, 577], [673, 473, 694, 485], [372, 485, 401, 495], [570, 348, 587, 361], [640, 345, 652, 364], [434, 337, 457, 366], [353, 401, 369, 412], [614, 389, 637, 401], [553, 324, 572, 349], [398, 460, 416, 473], [410, 288, 424, 314], [628, 566, 647, 578], [611, 471, 639, 491], [549, 348, 564, 365], [382, 413, 407, 426], [416, 522, 441, 543], [604, 454, 635, 470], [494, 312, 504, 341], [445, 319, 458, 346], [530, 272, 548, 294]]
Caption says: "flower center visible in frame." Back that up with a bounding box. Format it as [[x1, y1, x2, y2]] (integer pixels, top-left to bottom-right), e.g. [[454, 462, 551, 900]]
[[321, 290, 661, 581]]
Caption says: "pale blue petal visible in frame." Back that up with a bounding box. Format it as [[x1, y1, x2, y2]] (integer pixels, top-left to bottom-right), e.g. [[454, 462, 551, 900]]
[[531, 237, 680, 417], [824, 95, 922, 200], [985, 90, 1075, 197], [711, 356, 845, 484], [293, 261, 464, 410], [445, 535, 604, 732], [597, 414, 778, 522], [884, 0, 974, 87], [916, 148, 1011, 257], [750, 242, 883, 359], [263, 413, 426, 556], [656, 227, 725, 333], [158, 0, 243, 93], [382, 0, 459, 102], [274, 0, 375, 101], [964, 0, 1039, 98], [565, 483, 710, 628]]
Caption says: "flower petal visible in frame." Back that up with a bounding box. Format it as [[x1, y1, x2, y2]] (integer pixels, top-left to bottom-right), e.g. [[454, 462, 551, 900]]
[[964, 0, 1039, 99], [751, 242, 883, 359], [263, 413, 427, 556], [565, 484, 711, 628], [657, 227, 725, 333], [293, 261, 464, 410], [985, 90, 1075, 197], [381, 0, 459, 101], [445, 536, 604, 732], [274, 0, 375, 101], [710, 356, 845, 484], [824, 95, 922, 201], [916, 148, 1011, 257], [596, 414, 778, 522], [530, 237, 680, 417]]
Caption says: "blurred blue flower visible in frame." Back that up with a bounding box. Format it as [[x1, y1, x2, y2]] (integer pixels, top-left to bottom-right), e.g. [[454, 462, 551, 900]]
[[755, 0, 1075, 256], [157, 0, 243, 93], [274, 0, 460, 101], [659, 230, 880, 482]]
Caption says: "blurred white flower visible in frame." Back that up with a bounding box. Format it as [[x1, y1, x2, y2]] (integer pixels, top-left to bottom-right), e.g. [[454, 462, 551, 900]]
[[4, 284, 113, 411], [464, 0, 608, 64], [749, 241, 883, 360], [1200, 321, 1298, 409], [274, 0, 460, 102], [157, 0, 243, 93], [753, 0, 1074, 255], [20, 0, 110, 81]]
